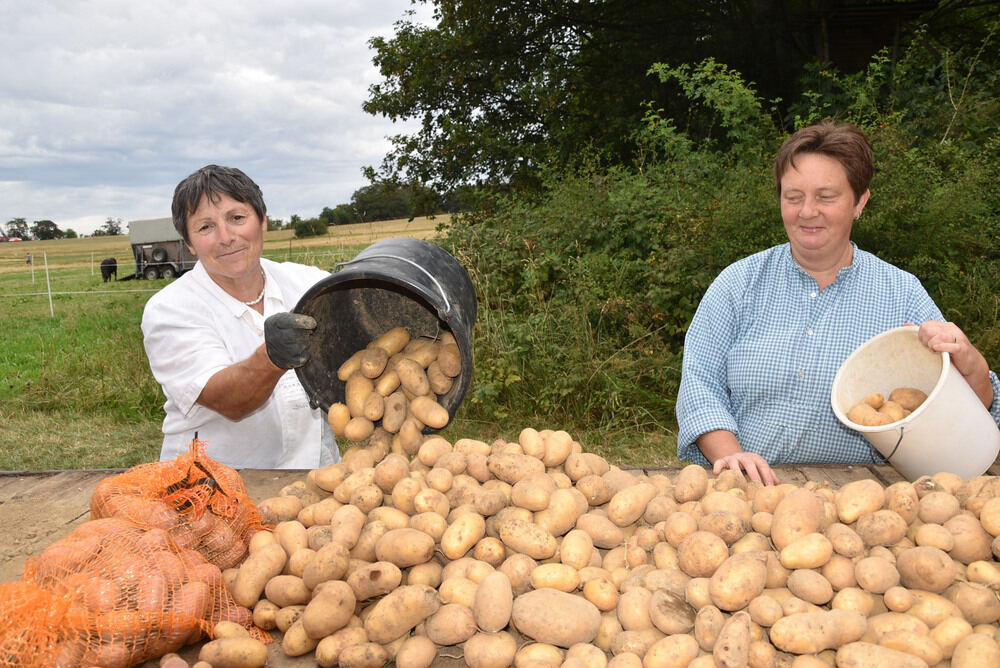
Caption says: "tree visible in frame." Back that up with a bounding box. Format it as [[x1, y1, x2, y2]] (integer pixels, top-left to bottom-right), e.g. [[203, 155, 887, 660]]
[[5, 218, 30, 239], [293, 218, 328, 239], [31, 220, 63, 240], [364, 0, 999, 194], [64, 228, 78, 239], [92, 217, 123, 236], [350, 183, 410, 221]]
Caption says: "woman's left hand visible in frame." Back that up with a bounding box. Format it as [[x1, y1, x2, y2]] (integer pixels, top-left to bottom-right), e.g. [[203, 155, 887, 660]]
[[917, 320, 994, 408]]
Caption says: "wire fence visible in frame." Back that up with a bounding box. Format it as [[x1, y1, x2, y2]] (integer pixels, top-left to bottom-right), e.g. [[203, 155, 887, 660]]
[[0, 247, 364, 318]]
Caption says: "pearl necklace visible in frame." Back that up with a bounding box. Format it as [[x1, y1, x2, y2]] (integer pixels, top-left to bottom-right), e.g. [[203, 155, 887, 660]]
[[242, 268, 266, 306]]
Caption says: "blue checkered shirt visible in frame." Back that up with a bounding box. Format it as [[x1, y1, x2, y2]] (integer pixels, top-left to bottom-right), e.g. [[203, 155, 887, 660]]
[[676, 243, 1000, 466]]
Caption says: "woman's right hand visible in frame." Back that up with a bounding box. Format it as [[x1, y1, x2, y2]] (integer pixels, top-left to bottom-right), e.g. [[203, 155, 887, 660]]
[[712, 451, 780, 486], [696, 430, 780, 486]]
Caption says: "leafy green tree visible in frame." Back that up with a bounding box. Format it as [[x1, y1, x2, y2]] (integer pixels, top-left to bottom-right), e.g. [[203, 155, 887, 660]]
[[64, 228, 78, 238], [31, 220, 63, 240], [5, 218, 30, 239], [350, 183, 410, 221], [293, 218, 328, 239]]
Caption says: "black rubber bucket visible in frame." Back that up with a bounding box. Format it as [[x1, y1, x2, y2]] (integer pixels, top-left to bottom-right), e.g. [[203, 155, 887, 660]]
[[293, 237, 477, 430]]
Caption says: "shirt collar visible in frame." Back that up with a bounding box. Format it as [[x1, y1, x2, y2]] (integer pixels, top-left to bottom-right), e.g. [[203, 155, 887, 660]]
[[783, 241, 860, 284], [189, 260, 274, 319]]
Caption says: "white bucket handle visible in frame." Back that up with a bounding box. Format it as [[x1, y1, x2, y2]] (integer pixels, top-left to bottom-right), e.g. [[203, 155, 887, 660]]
[[335, 254, 452, 313]]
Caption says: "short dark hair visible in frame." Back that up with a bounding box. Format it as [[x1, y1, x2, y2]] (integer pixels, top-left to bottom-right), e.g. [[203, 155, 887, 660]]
[[774, 122, 873, 204], [171, 165, 267, 242]]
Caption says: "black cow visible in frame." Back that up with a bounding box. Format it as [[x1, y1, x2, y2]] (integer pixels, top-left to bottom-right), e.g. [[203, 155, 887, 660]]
[[100, 257, 117, 282]]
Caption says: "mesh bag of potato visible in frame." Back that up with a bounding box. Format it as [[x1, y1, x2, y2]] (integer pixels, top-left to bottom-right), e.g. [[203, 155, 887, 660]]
[[0, 516, 267, 667], [90, 438, 269, 570]]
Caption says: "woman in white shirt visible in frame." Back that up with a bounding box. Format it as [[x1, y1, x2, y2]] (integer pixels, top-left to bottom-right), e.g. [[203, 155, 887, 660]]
[[142, 165, 340, 469]]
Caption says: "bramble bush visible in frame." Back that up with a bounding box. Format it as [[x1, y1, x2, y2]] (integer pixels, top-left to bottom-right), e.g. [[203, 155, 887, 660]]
[[442, 25, 1000, 457]]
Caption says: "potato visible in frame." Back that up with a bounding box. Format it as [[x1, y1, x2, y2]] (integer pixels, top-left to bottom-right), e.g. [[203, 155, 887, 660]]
[[771, 488, 826, 550], [673, 465, 709, 503], [896, 545, 955, 593], [445, 631, 513, 668], [889, 386, 927, 411], [301, 580, 356, 639], [878, 629, 943, 666], [338, 642, 389, 668], [497, 518, 557, 560], [786, 568, 833, 606], [835, 479, 886, 524], [768, 610, 867, 654], [946, 581, 1000, 625], [374, 527, 436, 567], [854, 556, 900, 594], [709, 551, 768, 611], [531, 563, 580, 592], [363, 584, 442, 644], [472, 570, 513, 633], [282, 619, 319, 657], [713, 611, 750, 668], [230, 543, 287, 608], [441, 511, 487, 560], [577, 512, 625, 549], [780, 532, 833, 570], [918, 491, 960, 524], [835, 641, 929, 667], [346, 561, 403, 600], [424, 603, 478, 646], [264, 574, 311, 607], [952, 633, 1000, 668], [198, 637, 268, 668], [945, 513, 993, 564], [649, 588, 697, 635], [314, 626, 368, 668], [642, 633, 700, 667], [855, 509, 908, 547], [678, 531, 729, 578], [511, 588, 602, 648], [617, 587, 654, 631]]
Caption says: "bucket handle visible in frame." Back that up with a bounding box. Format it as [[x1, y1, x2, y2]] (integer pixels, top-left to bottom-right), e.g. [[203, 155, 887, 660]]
[[335, 254, 451, 313], [873, 426, 906, 463]]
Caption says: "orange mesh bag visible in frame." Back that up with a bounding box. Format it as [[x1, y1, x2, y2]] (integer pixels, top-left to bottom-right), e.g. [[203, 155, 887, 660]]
[[90, 439, 270, 570], [0, 517, 268, 667]]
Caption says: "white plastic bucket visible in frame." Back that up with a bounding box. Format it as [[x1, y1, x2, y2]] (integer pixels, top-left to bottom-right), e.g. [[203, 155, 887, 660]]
[[831, 325, 1000, 481]]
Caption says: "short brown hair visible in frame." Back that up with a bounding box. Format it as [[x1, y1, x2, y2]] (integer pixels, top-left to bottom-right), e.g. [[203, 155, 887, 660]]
[[172, 165, 267, 243], [774, 122, 873, 203]]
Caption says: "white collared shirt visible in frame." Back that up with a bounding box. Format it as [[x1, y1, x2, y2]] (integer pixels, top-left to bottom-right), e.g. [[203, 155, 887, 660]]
[[141, 258, 339, 469]]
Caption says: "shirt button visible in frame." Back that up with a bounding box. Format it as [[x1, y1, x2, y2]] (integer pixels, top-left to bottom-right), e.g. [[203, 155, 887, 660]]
[[798, 370, 804, 377], [807, 329, 814, 336], [810, 291, 817, 298]]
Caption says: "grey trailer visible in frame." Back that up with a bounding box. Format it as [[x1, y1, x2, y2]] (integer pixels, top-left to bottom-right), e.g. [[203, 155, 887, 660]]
[[128, 217, 198, 279]]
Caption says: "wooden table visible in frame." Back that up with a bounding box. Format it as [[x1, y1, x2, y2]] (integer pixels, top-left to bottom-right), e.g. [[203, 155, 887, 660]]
[[1, 463, 995, 666]]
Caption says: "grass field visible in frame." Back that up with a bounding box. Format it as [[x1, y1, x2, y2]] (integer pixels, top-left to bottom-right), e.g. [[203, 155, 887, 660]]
[[0, 217, 450, 471]]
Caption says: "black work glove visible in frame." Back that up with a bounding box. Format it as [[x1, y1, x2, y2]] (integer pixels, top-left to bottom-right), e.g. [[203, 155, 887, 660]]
[[264, 312, 317, 369]]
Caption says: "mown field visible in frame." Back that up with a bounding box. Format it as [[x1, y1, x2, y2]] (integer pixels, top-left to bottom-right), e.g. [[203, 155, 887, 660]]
[[0, 216, 460, 471]]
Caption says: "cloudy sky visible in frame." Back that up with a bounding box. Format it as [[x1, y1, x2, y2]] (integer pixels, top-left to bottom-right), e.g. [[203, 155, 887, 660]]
[[1, 0, 436, 236]]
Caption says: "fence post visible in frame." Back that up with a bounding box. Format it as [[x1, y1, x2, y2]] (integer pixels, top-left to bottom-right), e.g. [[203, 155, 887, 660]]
[[44, 251, 54, 317]]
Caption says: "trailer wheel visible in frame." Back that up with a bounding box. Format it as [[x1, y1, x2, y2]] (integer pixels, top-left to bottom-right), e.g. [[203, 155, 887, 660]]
[[161, 265, 177, 279], [143, 266, 160, 280], [151, 247, 168, 262]]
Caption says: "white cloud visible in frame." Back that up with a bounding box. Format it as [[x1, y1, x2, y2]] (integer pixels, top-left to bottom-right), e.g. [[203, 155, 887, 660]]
[[0, 0, 434, 235]]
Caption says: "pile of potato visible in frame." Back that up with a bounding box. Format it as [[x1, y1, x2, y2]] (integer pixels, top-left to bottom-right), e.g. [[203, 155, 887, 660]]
[[222, 426, 1000, 668], [847, 387, 928, 427], [328, 327, 462, 445]]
